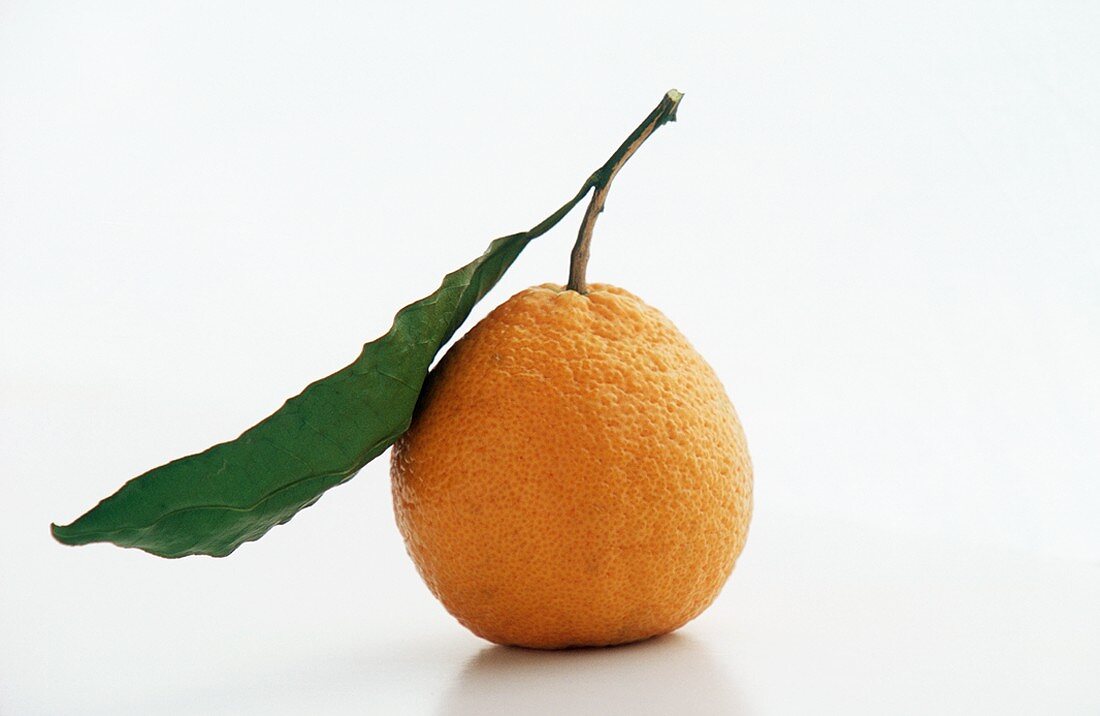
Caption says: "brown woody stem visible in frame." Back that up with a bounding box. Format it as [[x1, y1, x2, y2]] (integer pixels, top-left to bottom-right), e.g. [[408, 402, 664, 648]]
[[567, 89, 683, 294]]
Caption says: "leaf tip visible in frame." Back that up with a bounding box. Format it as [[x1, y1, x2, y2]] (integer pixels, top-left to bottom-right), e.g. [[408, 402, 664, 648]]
[[50, 521, 73, 545]]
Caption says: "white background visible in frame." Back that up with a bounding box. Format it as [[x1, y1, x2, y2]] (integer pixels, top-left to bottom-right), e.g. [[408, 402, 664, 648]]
[[2, 1, 1098, 714]]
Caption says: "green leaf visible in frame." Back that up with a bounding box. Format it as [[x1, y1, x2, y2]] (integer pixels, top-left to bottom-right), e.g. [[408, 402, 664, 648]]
[[51, 89, 684, 558], [48, 200, 586, 558]]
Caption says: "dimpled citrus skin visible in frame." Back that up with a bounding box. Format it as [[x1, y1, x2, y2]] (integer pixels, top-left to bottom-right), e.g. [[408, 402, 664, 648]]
[[390, 283, 752, 649]]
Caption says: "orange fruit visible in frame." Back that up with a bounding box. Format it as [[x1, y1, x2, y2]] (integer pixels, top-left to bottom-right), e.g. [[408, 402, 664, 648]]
[[390, 283, 752, 649]]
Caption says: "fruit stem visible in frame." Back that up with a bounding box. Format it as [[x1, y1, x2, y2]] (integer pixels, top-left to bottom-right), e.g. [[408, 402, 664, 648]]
[[567, 89, 684, 294]]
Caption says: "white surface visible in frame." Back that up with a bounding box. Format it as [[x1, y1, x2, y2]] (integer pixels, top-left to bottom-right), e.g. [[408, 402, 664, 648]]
[[1, 500, 1097, 715], [2, 1, 1098, 714]]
